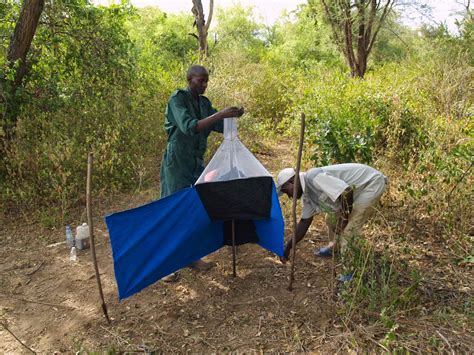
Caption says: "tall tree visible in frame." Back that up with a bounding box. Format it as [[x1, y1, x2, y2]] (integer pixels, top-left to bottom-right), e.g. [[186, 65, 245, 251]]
[[314, 0, 395, 78], [191, 0, 214, 58], [2, 0, 45, 140], [7, 0, 44, 90]]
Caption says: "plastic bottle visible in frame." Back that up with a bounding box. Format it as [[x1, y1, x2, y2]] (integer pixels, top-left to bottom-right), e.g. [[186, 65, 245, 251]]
[[66, 225, 74, 248], [70, 246, 77, 262], [75, 223, 90, 250]]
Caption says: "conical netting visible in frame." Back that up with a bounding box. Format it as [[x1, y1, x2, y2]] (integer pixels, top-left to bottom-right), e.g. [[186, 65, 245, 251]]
[[195, 117, 273, 221], [195, 118, 271, 184]]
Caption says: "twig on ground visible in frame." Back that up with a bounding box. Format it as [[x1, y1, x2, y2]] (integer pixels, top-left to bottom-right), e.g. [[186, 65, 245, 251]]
[[0, 294, 76, 310], [229, 295, 281, 308], [348, 320, 390, 352], [300, 258, 325, 270], [0, 321, 36, 354], [436, 330, 455, 355], [99, 325, 143, 350], [25, 262, 44, 276], [134, 315, 171, 335], [46, 241, 65, 248]]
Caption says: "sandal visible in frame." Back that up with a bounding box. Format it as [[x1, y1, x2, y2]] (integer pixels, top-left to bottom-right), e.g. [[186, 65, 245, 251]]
[[337, 273, 354, 283], [314, 246, 333, 257]]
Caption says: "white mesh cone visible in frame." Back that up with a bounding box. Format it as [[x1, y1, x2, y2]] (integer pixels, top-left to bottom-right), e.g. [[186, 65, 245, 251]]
[[196, 117, 271, 184]]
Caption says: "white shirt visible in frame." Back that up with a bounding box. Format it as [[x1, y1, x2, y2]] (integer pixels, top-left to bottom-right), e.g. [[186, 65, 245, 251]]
[[301, 164, 386, 219]]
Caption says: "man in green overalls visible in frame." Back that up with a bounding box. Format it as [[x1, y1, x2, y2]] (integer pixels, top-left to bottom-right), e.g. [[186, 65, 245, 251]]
[[160, 65, 244, 197], [160, 65, 244, 277]]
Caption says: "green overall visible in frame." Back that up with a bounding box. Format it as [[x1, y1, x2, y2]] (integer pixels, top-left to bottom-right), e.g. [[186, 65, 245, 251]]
[[160, 88, 223, 198]]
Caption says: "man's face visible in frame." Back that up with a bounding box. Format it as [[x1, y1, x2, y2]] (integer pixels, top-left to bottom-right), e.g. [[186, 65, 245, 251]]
[[188, 74, 209, 95], [281, 177, 303, 200]]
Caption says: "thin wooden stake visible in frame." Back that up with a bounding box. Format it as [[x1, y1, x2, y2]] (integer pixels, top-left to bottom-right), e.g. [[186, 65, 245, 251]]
[[232, 219, 236, 277], [330, 235, 336, 301], [87, 152, 111, 325], [1, 322, 36, 354], [288, 112, 305, 291]]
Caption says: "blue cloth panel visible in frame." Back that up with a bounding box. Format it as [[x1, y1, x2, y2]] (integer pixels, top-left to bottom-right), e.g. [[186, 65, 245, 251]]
[[105, 184, 285, 300], [105, 187, 223, 299], [255, 183, 285, 257]]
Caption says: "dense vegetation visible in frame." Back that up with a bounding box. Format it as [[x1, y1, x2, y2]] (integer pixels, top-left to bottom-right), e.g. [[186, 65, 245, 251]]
[[1, 0, 472, 351]]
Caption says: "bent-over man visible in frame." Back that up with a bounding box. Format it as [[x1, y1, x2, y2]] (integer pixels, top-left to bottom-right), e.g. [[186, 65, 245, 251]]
[[276, 163, 387, 264]]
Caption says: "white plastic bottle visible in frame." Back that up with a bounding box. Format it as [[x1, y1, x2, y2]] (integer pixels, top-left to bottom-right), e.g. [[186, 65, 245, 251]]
[[66, 225, 74, 248], [70, 246, 77, 262], [75, 223, 90, 250]]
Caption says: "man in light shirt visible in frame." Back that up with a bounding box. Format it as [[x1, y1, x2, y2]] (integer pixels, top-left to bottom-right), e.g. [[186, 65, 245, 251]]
[[276, 163, 388, 264]]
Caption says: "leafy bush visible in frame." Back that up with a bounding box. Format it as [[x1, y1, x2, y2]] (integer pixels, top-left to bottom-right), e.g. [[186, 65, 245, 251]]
[[1, 1, 172, 218]]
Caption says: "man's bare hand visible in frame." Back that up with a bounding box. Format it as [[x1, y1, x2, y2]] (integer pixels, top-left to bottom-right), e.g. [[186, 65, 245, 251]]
[[196, 106, 244, 133], [220, 106, 244, 118]]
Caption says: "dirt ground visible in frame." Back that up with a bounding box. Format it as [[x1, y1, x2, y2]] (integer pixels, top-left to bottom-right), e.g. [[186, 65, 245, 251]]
[[0, 213, 342, 352], [0, 140, 340, 353], [1, 139, 472, 353]]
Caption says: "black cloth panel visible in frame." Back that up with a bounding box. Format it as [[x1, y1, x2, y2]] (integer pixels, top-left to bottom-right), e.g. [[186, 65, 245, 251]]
[[195, 176, 272, 220]]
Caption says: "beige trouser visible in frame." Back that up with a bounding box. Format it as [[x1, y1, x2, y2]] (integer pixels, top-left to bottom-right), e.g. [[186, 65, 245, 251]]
[[325, 176, 387, 254]]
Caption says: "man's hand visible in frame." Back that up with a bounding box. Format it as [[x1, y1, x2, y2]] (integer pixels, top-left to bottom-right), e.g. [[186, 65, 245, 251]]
[[220, 106, 244, 118], [195, 106, 244, 133], [336, 187, 353, 234], [335, 210, 349, 235], [341, 186, 353, 218]]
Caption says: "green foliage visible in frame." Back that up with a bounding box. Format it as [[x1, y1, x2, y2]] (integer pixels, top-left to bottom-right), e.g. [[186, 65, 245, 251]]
[[127, 7, 197, 69], [303, 75, 381, 165], [275, 65, 427, 165], [1, 0, 167, 216], [212, 5, 266, 60], [266, 4, 339, 68], [370, 15, 419, 64], [0, 1, 18, 65], [341, 237, 421, 316], [207, 48, 292, 133]]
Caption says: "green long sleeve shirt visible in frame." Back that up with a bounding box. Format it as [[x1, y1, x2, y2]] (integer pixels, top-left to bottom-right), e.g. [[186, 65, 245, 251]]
[[160, 88, 223, 198]]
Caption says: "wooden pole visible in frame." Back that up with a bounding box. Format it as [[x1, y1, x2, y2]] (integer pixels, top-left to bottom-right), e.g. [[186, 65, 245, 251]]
[[331, 227, 337, 301], [232, 219, 236, 277], [87, 152, 111, 325], [288, 112, 305, 291]]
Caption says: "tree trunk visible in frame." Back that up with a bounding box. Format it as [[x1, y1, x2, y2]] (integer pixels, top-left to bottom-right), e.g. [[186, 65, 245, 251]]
[[7, 0, 45, 89], [191, 0, 214, 59], [2, 0, 45, 142], [319, 0, 395, 79]]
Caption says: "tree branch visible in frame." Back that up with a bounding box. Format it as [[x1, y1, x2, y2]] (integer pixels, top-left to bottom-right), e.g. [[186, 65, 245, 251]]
[[365, 0, 377, 49], [204, 0, 214, 33], [320, 0, 345, 53], [367, 0, 394, 55]]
